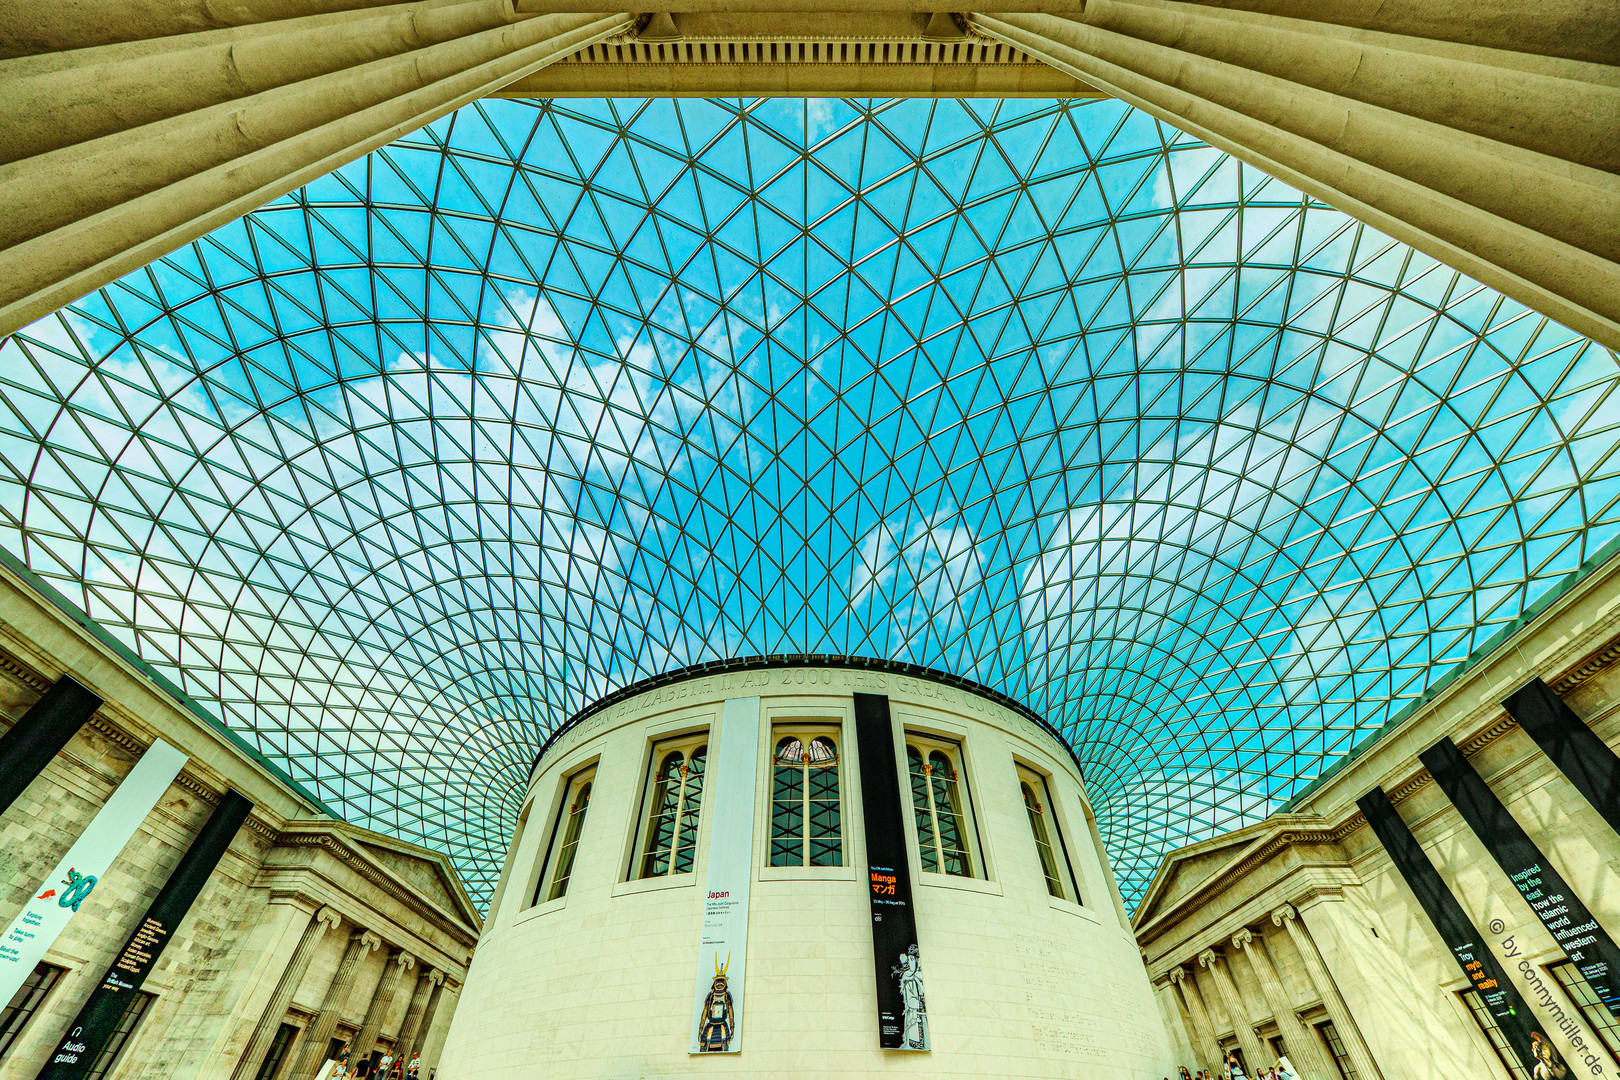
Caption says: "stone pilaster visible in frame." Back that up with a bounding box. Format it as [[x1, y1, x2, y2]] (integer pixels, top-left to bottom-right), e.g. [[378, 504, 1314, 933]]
[[1169, 964, 1221, 1070], [1200, 946, 1266, 1071], [352, 949, 414, 1063], [1233, 927, 1337, 1080], [1273, 903, 1383, 1080], [230, 905, 341, 1080], [286, 928, 381, 1080]]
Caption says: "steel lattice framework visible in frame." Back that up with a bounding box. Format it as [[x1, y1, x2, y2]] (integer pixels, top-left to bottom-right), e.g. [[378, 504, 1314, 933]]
[[3, 98, 1618, 909]]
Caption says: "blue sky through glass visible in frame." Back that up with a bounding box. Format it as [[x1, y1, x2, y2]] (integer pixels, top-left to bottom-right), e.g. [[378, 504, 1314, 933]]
[[3, 97, 1618, 907]]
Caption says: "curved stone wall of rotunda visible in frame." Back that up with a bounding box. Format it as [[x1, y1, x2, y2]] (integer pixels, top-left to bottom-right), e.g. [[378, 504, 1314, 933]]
[[440, 661, 1172, 1078]]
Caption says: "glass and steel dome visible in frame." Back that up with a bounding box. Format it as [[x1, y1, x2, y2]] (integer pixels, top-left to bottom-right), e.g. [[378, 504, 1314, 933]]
[[3, 98, 1618, 908]]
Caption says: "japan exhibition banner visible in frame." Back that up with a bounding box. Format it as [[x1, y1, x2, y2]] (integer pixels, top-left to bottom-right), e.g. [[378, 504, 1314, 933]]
[[690, 696, 760, 1054], [854, 693, 929, 1051], [1420, 736, 1620, 1012], [37, 789, 253, 1080], [1358, 786, 1538, 1073], [0, 738, 187, 1006]]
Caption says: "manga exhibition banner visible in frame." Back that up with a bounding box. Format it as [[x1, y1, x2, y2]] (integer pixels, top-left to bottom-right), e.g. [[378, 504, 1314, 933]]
[[690, 696, 760, 1054], [37, 789, 253, 1080], [1420, 737, 1620, 1012], [1358, 786, 1539, 1075], [0, 738, 187, 1006], [853, 693, 929, 1051]]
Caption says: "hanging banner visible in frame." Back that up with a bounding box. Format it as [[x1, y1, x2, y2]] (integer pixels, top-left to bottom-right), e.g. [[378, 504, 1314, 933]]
[[853, 693, 929, 1051], [1503, 678, 1620, 838], [37, 789, 253, 1080], [0, 676, 103, 818], [689, 697, 760, 1054], [1358, 786, 1539, 1073], [1420, 737, 1620, 1012], [0, 738, 187, 1006]]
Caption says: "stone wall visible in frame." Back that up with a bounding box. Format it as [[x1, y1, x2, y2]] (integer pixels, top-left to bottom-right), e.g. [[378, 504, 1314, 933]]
[[0, 565, 479, 1080], [443, 666, 1170, 1079], [1134, 548, 1620, 1080]]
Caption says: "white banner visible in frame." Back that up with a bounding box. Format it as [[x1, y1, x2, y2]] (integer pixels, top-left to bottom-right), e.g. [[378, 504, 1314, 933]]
[[690, 696, 760, 1054], [0, 738, 187, 1003]]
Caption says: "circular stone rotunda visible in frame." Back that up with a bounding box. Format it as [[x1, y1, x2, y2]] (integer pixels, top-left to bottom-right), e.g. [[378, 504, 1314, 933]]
[[441, 658, 1169, 1079]]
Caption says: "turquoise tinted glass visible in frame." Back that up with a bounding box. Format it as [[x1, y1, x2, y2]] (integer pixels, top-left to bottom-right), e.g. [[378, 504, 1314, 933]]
[[3, 97, 1618, 908]]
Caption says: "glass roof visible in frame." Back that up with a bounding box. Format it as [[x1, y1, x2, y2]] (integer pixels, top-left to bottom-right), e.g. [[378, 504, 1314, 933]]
[[3, 98, 1618, 910]]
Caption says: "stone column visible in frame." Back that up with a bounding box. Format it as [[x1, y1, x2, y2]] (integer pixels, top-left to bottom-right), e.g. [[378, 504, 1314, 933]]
[[390, 966, 435, 1068], [1200, 947, 1266, 1072], [1273, 904, 1384, 1080], [1169, 964, 1221, 1070], [0, 5, 636, 337], [286, 929, 382, 1080], [352, 949, 414, 1064], [418, 977, 458, 1077], [1233, 927, 1337, 1080], [408, 969, 447, 1061], [231, 905, 341, 1080], [967, 4, 1620, 352]]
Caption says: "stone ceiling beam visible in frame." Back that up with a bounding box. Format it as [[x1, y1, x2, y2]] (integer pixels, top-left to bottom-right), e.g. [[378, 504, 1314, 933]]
[[970, 2, 1620, 350]]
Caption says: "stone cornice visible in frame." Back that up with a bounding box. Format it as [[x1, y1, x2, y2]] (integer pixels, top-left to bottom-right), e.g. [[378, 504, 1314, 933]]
[[272, 827, 481, 947], [1136, 626, 1620, 950]]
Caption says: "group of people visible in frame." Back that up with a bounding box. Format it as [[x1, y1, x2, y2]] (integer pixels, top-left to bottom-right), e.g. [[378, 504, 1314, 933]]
[[1174, 1051, 1299, 1080], [323, 1044, 423, 1079]]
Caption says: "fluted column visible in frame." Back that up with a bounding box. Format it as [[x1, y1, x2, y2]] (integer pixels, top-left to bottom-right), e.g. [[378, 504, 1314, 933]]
[[390, 966, 435, 1068], [1169, 964, 1221, 1070], [1273, 904, 1383, 1080], [1200, 947, 1266, 1071], [352, 949, 414, 1064], [0, 3, 634, 337], [286, 929, 381, 1080], [231, 905, 341, 1080], [408, 969, 447, 1060], [969, 4, 1620, 351], [1233, 927, 1336, 1080]]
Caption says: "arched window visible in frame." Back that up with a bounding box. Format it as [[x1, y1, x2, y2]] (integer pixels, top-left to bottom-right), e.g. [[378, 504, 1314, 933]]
[[637, 735, 708, 878], [769, 729, 842, 867], [1016, 765, 1079, 902], [535, 767, 594, 904], [906, 737, 978, 878]]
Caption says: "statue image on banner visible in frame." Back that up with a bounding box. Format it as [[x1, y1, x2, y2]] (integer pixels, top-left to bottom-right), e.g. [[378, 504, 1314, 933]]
[[893, 944, 929, 1050], [1531, 1032, 1567, 1080], [698, 955, 736, 1052]]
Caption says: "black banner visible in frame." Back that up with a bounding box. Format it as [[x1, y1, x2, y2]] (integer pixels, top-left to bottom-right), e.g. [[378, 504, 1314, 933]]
[[1358, 786, 1537, 1072], [1421, 736, 1620, 1012], [0, 676, 103, 817], [36, 790, 253, 1080], [853, 693, 929, 1051], [1503, 678, 1620, 838]]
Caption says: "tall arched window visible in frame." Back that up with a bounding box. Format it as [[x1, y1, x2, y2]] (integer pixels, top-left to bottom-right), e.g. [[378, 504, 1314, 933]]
[[535, 766, 595, 904], [769, 729, 842, 867], [906, 737, 978, 878], [636, 735, 708, 878], [1017, 765, 1078, 901]]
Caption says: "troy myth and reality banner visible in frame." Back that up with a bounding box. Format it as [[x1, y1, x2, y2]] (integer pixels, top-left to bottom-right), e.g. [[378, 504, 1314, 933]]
[[0, 738, 187, 1006], [690, 696, 760, 1054], [1359, 785, 1539, 1074], [854, 693, 929, 1051]]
